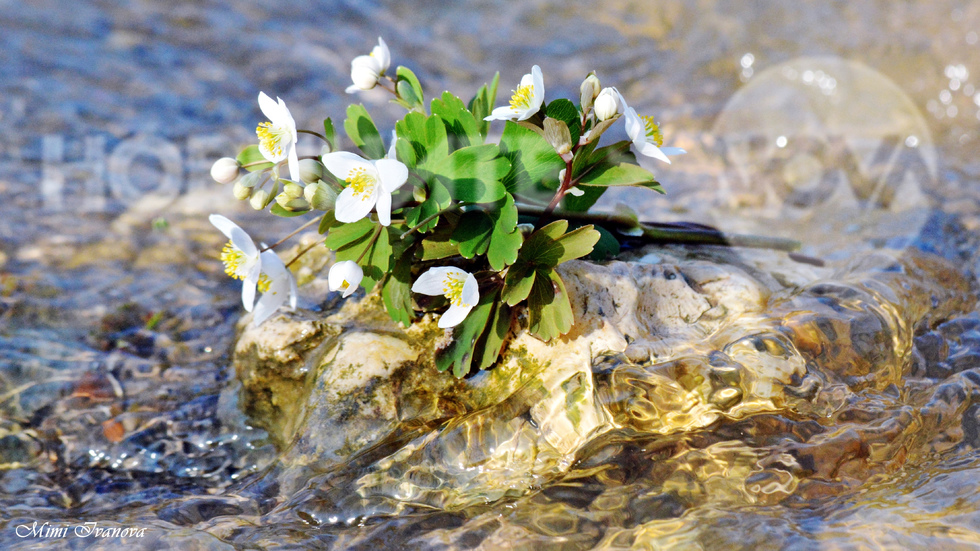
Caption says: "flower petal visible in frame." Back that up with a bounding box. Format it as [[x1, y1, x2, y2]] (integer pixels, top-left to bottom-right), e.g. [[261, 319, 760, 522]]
[[373, 37, 390, 72], [637, 141, 672, 164], [485, 105, 521, 121], [209, 214, 238, 239], [461, 272, 479, 306], [439, 303, 473, 328], [335, 187, 377, 223], [258, 92, 281, 121], [286, 146, 300, 183], [229, 226, 258, 258], [322, 151, 374, 181], [242, 260, 261, 312], [376, 190, 392, 226], [530, 64, 544, 107], [375, 158, 408, 193], [412, 266, 460, 295], [328, 260, 363, 298]]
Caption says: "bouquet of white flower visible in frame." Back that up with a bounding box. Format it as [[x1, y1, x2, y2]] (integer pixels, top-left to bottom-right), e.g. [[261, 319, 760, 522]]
[[209, 37, 692, 377]]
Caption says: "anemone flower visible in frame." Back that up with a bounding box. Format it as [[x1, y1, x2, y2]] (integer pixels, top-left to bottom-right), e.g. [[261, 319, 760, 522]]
[[322, 151, 408, 226], [256, 92, 299, 181], [328, 260, 363, 298], [411, 267, 479, 328], [622, 106, 686, 164], [251, 249, 298, 326], [210, 214, 262, 311], [346, 37, 391, 92], [484, 65, 544, 122]]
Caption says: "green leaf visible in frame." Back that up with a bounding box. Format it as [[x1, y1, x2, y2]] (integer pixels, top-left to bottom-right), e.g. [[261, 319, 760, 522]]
[[434, 290, 496, 377], [344, 104, 386, 159], [519, 220, 568, 268], [475, 298, 511, 370], [417, 214, 459, 260], [394, 137, 417, 168], [270, 203, 310, 217], [578, 161, 659, 188], [382, 238, 415, 327], [335, 225, 391, 291], [588, 225, 620, 261], [487, 193, 522, 270], [528, 270, 573, 341], [451, 210, 493, 258], [323, 117, 337, 151], [468, 72, 499, 139], [432, 144, 510, 203], [501, 263, 536, 306], [561, 184, 606, 212], [395, 66, 425, 110], [323, 218, 375, 250], [554, 225, 601, 264], [431, 91, 482, 150], [318, 210, 338, 234], [236, 145, 273, 172], [544, 98, 581, 145], [396, 112, 450, 170], [498, 121, 564, 197], [405, 179, 452, 234]]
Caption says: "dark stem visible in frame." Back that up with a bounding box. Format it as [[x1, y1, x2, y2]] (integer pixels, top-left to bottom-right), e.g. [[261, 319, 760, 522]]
[[401, 204, 461, 239], [515, 204, 801, 252]]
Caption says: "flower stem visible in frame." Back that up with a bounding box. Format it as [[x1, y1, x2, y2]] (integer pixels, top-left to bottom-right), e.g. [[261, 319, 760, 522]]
[[401, 204, 461, 239], [356, 225, 384, 263], [285, 237, 327, 268], [298, 129, 328, 141], [260, 214, 324, 252]]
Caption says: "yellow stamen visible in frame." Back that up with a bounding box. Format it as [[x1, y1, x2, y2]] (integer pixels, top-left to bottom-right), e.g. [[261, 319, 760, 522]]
[[221, 241, 249, 279], [346, 167, 376, 199], [256, 122, 286, 158], [509, 84, 534, 109], [442, 274, 468, 307], [641, 115, 664, 147], [257, 274, 272, 294]]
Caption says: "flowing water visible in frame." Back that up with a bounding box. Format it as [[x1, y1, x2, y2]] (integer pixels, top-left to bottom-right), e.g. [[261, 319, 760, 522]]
[[2, 1, 980, 549]]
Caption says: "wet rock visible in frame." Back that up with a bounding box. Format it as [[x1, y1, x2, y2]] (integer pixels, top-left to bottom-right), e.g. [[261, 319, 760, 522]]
[[234, 243, 977, 522]]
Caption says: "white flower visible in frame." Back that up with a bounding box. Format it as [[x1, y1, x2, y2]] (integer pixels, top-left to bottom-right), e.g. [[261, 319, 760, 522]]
[[346, 37, 391, 92], [210, 157, 240, 184], [623, 106, 686, 164], [411, 267, 479, 329], [209, 214, 262, 311], [322, 151, 408, 226], [256, 92, 299, 181], [328, 260, 363, 298], [484, 65, 545, 122], [251, 249, 298, 326], [593, 87, 623, 121]]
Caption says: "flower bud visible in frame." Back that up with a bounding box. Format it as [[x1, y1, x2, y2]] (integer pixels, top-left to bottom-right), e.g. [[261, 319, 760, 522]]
[[233, 179, 253, 200], [298, 159, 324, 184], [580, 72, 601, 111], [543, 118, 573, 160], [249, 189, 271, 211], [210, 157, 240, 184], [304, 182, 338, 211], [594, 87, 622, 121], [276, 192, 309, 211], [350, 55, 382, 90], [283, 182, 305, 199]]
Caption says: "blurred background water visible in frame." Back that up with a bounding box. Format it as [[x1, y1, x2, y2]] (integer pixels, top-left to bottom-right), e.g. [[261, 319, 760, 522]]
[[1, 0, 980, 549]]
